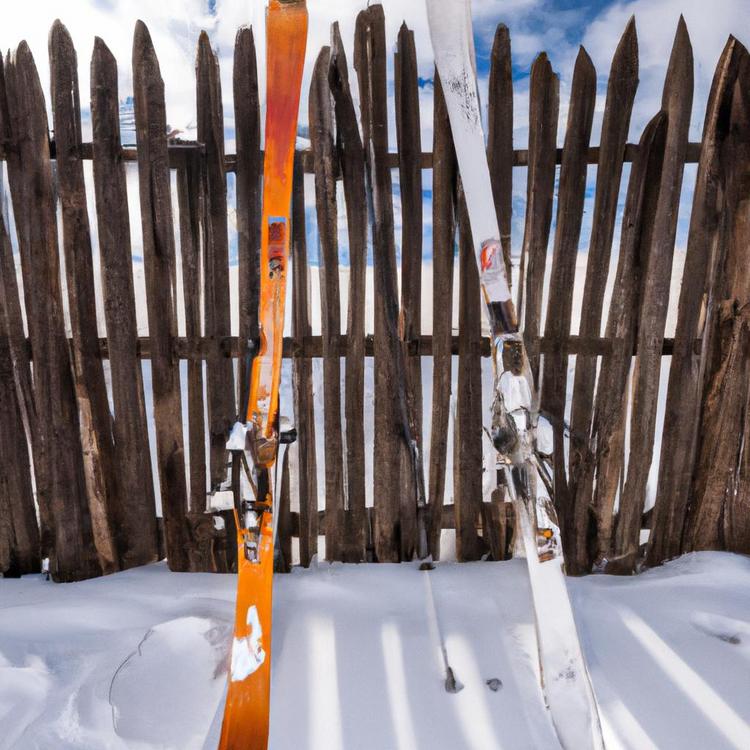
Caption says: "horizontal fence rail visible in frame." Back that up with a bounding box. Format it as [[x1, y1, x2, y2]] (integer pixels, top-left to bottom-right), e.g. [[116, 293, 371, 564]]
[[1, 7, 748, 583]]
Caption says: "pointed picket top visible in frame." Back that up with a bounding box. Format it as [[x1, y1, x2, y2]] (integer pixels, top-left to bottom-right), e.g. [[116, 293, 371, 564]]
[[611, 16, 638, 87], [49, 19, 76, 63], [133, 19, 163, 83], [661, 16, 694, 111], [568, 13, 640, 511]]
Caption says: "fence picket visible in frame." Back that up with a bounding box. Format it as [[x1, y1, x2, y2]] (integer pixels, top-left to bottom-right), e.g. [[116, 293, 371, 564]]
[[330, 22, 367, 561], [310, 46, 345, 561], [540, 47, 596, 571], [197, 33, 236, 501], [611, 19, 694, 574], [585, 113, 667, 571], [686, 46, 750, 555], [520, 53, 558, 384], [0, 221, 38, 575], [648, 39, 747, 565], [133, 21, 196, 572], [568, 20, 639, 502], [427, 70, 457, 560], [3, 43, 99, 582], [488, 24, 513, 283], [50, 21, 120, 574], [90, 37, 160, 570], [291, 156, 318, 566], [395, 22, 424, 562], [455, 188, 484, 561], [354, 4, 409, 561]]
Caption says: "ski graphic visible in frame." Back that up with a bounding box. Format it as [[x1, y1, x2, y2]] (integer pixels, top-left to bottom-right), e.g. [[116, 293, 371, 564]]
[[219, 2, 308, 749], [425, 1, 604, 748]]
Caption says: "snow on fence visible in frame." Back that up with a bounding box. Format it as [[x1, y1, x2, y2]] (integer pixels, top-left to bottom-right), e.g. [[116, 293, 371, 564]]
[[0, 7, 748, 583]]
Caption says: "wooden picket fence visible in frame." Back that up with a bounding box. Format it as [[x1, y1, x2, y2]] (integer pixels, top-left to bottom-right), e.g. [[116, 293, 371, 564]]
[[0, 7, 748, 582]]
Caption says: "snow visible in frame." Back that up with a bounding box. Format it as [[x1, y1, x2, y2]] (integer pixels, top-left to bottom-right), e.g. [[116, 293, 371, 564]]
[[230, 606, 266, 682], [2, 552, 750, 749]]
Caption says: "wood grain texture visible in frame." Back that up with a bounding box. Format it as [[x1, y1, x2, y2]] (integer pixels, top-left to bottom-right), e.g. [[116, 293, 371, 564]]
[[610, 18, 693, 574], [580, 113, 666, 573], [686, 45, 750, 555], [427, 70, 457, 560], [520, 53, 558, 384], [395, 22, 425, 561], [291, 156, 318, 566], [568, 19, 638, 500], [2, 43, 99, 582], [540, 47, 595, 567], [50, 21, 120, 574], [329, 22, 366, 561], [648, 38, 747, 565], [0, 221, 39, 575], [176, 151, 224, 573], [487, 24, 513, 284], [354, 5, 408, 561], [90, 37, 159, 570], [197, 32, 235, 492], [233, 26, 261, 416], [310, 46, 345, 561], [455, 187, 485, 562], [0, 163, 49, 559], [132, 21, 192, 572]]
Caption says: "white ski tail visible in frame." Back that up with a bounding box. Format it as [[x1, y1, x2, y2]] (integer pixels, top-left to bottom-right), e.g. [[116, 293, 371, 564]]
[[426, 1, 604, 748]]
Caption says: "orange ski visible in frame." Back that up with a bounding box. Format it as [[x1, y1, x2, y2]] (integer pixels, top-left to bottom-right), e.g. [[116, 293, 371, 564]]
[[219, 2, 307, 748]]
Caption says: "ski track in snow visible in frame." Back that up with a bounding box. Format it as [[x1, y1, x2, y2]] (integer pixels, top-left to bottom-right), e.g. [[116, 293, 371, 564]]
[[1, 552, 749, 750]]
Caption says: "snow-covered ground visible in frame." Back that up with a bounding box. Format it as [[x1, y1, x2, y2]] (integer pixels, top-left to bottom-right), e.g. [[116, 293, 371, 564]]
[[2, 551, 749, 750]]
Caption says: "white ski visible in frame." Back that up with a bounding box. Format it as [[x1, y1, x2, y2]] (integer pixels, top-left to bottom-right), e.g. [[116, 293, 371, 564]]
[[426, 1, 605, 748]]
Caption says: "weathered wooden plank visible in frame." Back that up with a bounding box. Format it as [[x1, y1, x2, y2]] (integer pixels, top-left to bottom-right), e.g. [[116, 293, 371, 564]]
[[481, 486, 508, 562], [611, 18, 693, 574], [354, 4, 410, 562], [686, 46, 750, 555], [310, 46, 345, 562], [520, 53, 558, 384], [0, 243, 39, 575], [132, 21, 193, 572], [176, 152, 222, 572], [728, 54, 750, 554], [197, 32, 235, 495], [3, 140, 703, 172], [329, 22, 366, 562], [395, 22, 425, 562], [90, 37, 159, 570], [487, 24, 513, 283], [0, 189, 48, 558], [233, 26, 262, 420], [427, 70, 457, 560], [41, 331, 691, 362], [455, 188, 485, 561], [50, 21, 120, 574], [539, 47, 596, 569], [3, 43, 100, 582], [291, 156, 318, 566], [580, 112, 666, 573], [648, 38, 748, 565], [568, 19, 639, 496]]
